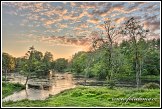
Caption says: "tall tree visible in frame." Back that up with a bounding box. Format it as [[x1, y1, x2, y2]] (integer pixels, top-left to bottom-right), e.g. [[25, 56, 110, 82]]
[[23, 46, 36, 86], [92, 18, 120, 82], [22, 46, 43, 86], [122, 17, 149, 89]]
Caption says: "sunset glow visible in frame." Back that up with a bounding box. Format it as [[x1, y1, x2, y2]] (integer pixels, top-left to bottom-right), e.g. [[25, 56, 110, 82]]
[[2, 1, 160, 59]]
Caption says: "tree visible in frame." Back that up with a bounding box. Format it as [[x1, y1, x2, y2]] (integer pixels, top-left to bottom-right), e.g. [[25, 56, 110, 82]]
[[2, 53, 15, 82], [14, 57, 27, 73], [92, 18, 120, 82], [122, 17, 149, 89], [70, 51, 87, 76], [23, 46, 36, 86], [143, 39, 160, 76], [21, 46, 45, 86], [53, 58, 68, 72], [43, 51, 53, 70], [43, 51, 53, 62], [34, 50, 43, 61]]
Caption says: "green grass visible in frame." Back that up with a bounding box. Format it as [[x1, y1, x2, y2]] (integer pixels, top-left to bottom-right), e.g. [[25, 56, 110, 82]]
[[2, 82, 25, 98], [2, 86, 160, 107]]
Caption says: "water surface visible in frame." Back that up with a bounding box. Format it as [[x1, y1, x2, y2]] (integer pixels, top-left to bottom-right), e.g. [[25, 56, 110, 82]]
[[3, 73, 75, 102]]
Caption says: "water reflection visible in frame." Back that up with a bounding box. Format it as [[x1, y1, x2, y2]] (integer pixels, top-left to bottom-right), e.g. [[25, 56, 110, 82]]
[[3, 73, 76, 102]]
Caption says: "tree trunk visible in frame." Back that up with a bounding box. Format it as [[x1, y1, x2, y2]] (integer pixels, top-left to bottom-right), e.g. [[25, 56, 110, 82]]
[[136, 53, 140, 89], [108, 42, 113, 82], [139, 60, 142, 86], [25, 75, 29, 87], [134, 37, 140, 89], [136, 63, 140, 89]]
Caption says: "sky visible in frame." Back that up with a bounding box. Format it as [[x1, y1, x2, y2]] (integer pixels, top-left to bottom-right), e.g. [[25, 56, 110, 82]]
[[2, 1, 160, 60]]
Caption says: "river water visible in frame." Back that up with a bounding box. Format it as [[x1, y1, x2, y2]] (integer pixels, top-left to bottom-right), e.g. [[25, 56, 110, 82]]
[[2, 73, 76, 102]]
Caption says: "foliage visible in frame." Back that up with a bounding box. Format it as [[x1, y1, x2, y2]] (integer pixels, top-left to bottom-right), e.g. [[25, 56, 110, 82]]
[[69, 37, 159, 85], [92, 19, 120, 82], [121, 17, 149, 89], [2, 53, 15, 72], [2, 53, 16, 82], [13, 46, 54, 85], [70, 51, 88, 75], [43, 51, 53, 70], [53, 58, 68, 72]]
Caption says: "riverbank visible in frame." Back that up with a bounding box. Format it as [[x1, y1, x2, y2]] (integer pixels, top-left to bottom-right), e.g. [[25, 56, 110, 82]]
[[2, 82, 25, 98], [3, 86, 160, 107]]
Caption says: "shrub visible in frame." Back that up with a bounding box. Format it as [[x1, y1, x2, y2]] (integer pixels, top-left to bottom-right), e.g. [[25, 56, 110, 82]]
[[142, 82, 160, 89]]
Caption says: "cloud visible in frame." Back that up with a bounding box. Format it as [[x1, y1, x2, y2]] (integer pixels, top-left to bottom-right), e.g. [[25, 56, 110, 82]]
[[87, 17, 100, 24], [114, 17, 125, 24], [96, 24, 105, 31], [112, 2, 125, 12], [77, 23, 89, 28], [81, 2, 97, 9], [90, 3, 112, 16], [44, 20, 56, 25], [144, 21, 160, 32], [3, 2, 160, 48], [143, 3, 159, 11], [122, 2, 142, 14], [39, 34, 92, 47], [43, 18, 62, 26], [148, 32, 160, 40], [144, 14, 159, 22]]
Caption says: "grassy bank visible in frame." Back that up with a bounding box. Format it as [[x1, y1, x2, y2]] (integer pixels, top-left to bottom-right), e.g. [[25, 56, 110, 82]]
[[3, 86, 160, 107], [2, 82, 25, 98]]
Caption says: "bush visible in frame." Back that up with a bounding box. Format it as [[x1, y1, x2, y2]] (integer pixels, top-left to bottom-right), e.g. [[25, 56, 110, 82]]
[[142, 82, 160, 89]]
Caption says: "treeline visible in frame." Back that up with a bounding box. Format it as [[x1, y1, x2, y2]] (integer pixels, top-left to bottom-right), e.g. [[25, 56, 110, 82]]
[[70, 17, 160, 88], [2, 38, 160, 86], [70, 38, 160, 82], [2, 46, 68, 85]]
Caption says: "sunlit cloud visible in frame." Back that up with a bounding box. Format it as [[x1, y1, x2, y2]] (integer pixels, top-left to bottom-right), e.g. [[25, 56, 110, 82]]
[[114, 17, 126, 24], [2, 2, 160, 58]]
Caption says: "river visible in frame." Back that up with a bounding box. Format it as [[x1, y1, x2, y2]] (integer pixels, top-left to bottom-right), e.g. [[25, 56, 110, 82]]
[[3, 73, 76, 102]]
